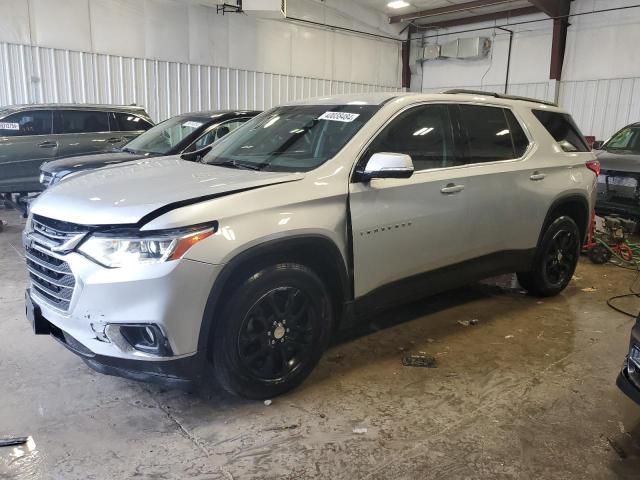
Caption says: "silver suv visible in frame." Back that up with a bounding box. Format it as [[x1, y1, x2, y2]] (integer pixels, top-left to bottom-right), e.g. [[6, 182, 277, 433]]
[[24, 91, 598, 399], [0, 103, 153, 193]]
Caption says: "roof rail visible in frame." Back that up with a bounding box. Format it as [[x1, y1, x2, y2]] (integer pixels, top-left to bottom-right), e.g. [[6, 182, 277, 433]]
[[443, 89, 558, 107]]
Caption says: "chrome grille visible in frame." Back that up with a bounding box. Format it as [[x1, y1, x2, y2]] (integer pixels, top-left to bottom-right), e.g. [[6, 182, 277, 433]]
[[25, 215, 87, 312]]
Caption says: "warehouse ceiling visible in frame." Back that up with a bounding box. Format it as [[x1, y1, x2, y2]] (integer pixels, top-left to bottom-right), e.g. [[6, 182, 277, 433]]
[[354, 0, 562, 26]]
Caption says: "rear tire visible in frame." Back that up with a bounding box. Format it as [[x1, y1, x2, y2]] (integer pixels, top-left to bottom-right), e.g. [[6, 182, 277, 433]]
[[517, 216, 581, 297], [212, 263, 333, 399]]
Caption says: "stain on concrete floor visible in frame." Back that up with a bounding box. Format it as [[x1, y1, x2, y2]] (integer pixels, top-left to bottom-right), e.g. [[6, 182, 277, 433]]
[[1, 208, 640, 479]]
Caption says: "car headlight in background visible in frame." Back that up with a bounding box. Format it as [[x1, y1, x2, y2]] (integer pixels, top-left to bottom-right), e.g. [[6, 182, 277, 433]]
[[78, 225, 216, 268]]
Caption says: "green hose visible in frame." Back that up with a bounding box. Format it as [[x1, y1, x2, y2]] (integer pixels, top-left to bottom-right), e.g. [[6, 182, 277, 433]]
[[594, 237, 640, 266]]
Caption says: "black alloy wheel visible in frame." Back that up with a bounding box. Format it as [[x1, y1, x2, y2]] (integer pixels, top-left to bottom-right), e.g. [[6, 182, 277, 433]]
[[237, 287, 315, 382], [212, 263, 333, 399]]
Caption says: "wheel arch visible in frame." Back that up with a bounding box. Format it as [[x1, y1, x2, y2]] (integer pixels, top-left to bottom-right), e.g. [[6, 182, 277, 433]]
[[538, 194, 590, 247], [196, 234, 351, 359]]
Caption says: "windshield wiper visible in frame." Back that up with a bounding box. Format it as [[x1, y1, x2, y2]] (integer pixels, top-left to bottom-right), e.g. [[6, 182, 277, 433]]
[[209, 159, 262, 171], [122, 147, 138, 154]]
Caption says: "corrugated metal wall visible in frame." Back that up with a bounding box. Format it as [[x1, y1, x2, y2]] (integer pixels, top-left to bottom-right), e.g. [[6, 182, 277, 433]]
[[559, 77, 640, 141], [0, 41, 402, 122]]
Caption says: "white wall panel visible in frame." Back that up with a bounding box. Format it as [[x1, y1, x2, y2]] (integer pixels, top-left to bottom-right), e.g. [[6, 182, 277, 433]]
[[0, 0, 401, 91], [0, 0, 30, 45], [0, 41, 401, 122], [143, 0, 189, 63], [560, 77, 640, 140], [30, 0, 91, 51], [90, 0, 145, 59]]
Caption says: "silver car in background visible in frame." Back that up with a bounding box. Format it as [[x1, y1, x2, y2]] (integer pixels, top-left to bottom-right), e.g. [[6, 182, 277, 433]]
[[0, 103, 153, 194], [24, 91, 597, 399]]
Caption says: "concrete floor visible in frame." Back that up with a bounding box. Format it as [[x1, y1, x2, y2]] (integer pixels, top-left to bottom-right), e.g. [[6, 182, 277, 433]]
[[2, 207, 640, 480]]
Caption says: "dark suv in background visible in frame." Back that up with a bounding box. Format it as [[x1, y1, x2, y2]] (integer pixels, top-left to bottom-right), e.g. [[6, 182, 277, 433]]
[[0, 104, 153, 194], [39, 110, 260, 188]]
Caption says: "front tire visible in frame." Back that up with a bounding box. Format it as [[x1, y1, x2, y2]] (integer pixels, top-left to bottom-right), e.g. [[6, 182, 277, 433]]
[[517, 216, 581, 297], [212, 263, 333, 399]]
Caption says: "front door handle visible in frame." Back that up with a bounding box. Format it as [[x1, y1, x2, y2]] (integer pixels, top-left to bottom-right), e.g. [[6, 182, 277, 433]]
[[38, 141, 57, 149], [107, 137, 123, 143], [440, 183, 465, 195], [530, 172, 546, 181]]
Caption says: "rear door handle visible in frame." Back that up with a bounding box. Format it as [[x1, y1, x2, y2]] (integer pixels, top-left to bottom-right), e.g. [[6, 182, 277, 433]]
[[530, 172, 546, 181], [440, 183, 465, 195], [107, 137, 123, 143], [38, 141, 57, 149]]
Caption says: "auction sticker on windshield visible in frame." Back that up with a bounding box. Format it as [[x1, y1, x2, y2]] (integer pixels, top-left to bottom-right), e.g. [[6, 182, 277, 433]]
[[318, 112, 360, 123], [183, 121, 204, 129], [0, 122, 20, 130]]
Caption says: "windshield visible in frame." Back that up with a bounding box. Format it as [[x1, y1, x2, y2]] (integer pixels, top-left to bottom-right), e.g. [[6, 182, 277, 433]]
[[603, 126, 640, 154], [202, 104, 379, 172], [124, 116, 208, 155]]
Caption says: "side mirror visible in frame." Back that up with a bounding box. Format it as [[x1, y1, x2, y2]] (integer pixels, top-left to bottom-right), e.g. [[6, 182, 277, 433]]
[[361, 152, 414, 181], [592, 141, 604, 151], [181, 145, 213, 162]]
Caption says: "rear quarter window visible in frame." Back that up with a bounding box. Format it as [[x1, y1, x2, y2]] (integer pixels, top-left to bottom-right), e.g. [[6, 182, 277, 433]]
[[532, 109, 589, 153], [110, 112, 153, 132]]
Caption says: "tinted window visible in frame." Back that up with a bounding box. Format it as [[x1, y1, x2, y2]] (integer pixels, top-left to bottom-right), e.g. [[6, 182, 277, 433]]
[[193, 119, 248, 150], [505, 110, 530, 157], [366, 104, 455, 171], [125, 116, 209, 155], [203, 105, 379, 172], [532, 110, 589, 152], [459, 105, 514, 163], [0, 110, 52, 137], [603, 126, 640, 154], [54, 110, 109, 134], [110, 112, 152, 132]]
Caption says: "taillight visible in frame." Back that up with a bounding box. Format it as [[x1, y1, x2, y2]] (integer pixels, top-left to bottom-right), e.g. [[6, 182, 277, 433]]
[[586, 159, 600, 177]]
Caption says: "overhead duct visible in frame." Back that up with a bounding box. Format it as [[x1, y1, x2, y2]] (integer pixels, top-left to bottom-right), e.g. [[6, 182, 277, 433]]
[[242, 0, 286, 18], [416, 37, 492, 62]]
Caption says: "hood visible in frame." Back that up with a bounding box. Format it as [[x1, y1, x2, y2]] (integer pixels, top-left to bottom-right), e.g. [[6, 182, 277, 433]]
[[596, 150, 640, 174], [31, 156, 304, 226], [41, 151, 148, 174]]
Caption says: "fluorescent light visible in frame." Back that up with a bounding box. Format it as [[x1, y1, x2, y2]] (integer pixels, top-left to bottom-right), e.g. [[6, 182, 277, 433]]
[[413, 127, 434, 136], [387, 1, 410, 9]]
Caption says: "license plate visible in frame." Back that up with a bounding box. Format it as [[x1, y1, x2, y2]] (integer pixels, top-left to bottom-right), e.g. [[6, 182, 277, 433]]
[[25, 289, 50, 335]]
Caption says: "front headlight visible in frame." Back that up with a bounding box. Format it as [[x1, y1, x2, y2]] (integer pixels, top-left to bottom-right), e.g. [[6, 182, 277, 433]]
[[78, 226, 215, 268]]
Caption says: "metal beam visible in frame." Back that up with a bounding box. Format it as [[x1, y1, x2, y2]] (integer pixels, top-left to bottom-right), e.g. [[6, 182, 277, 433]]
[[527, 0, 570, 17], [550, 17, 569, 80], [390, 0, 520, 24], [414, 6, 539, 29]]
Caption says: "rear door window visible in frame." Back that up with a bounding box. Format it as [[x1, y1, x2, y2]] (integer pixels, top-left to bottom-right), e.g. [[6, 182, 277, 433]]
[[458, 104, 516, 163], [0, 110, 52, 136], [366, 104, 456, 171], [53, 110, 110, 134], [532, 109, 589, 152], [110, 112, 153, 132]]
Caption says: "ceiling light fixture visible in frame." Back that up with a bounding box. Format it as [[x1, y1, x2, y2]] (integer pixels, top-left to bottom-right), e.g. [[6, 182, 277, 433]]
[[387, 1, 410, 9]]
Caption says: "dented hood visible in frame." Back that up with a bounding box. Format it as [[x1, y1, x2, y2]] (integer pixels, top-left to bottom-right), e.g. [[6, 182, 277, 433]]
[[30, 156, 304, 226]]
